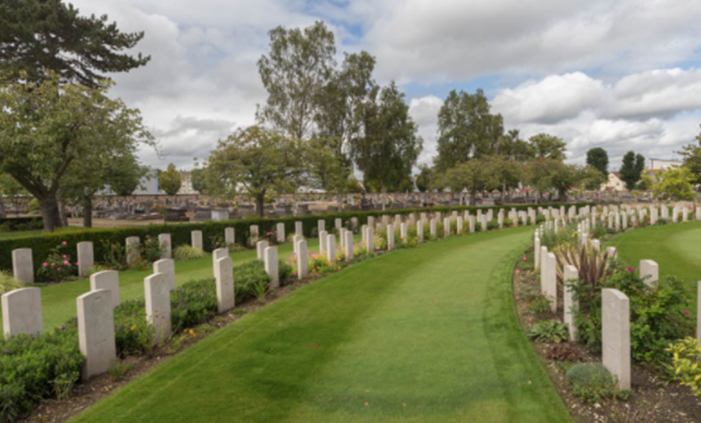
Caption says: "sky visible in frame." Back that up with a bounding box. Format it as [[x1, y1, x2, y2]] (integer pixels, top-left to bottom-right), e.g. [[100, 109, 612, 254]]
[[68, 0, 701, 172]]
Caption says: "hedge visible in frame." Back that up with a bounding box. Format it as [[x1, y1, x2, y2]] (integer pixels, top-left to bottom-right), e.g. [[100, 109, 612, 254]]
[[0, 202, 599, 274], [0, 217, 43, 232]]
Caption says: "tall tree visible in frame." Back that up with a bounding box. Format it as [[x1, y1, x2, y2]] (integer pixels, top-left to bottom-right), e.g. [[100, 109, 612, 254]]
[[205, 126, 305, 217], [652, 167, 695, 201], [0, 73, 153, 231], [586, 147, 609, 177], [434, 89, 504, 172], [350, 82, 422, 207], [0, 0, 149, 86], [159, 164, 182, 196], [578, 165, 607, 191], [528, 134, 567, 160], [620, 151, 646, 190], [678, 125, 701, 186], [415, 165, 433, 193]]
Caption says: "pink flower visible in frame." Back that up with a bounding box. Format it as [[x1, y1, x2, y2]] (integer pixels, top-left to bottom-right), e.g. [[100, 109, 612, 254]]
[[147, 239, 152, 243], [62, 241, 67, 246], [57, 267, 62, 271], [684, 311, 690, 316], [515, 269, 521, 275], [626, 266, 635, 272], [51, 263, 56, 267], [63, 260, 69, 265], [76, 262, 79, 266], [522, 257, 527, 262], [42, 262, 48, 267], [62, 255, 67, 259]]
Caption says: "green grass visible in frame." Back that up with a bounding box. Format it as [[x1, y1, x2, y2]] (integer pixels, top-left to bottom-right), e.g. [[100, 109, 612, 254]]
[[607, 220, 701, 289], [70, 227, 572, 423], [0, 239, 322, 330], [0, 230, 44, 240]]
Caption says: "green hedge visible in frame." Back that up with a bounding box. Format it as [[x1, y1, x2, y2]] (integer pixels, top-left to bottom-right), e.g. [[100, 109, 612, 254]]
[[0, 217, 43, 232], [0, 202, 597, 273]]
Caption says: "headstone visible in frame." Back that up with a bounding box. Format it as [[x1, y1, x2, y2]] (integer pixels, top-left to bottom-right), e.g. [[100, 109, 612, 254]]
[[591, 239, 601, 251], [293, 234, 303, 255], [344, 231, 354, 260], [11, 248, 34, 284], [144, 273, 172, 344], [326, 234, 336, 261], [639, 260, 659, 287], [125, 237, 140, 266], [1, 287, 43, 337], [274, 222, 285, 244], [318, 220, 326, 236], [191, 230, 203, 250], [443, 217, 451, 237], [602, 288, 631, 390], [250, 225, 259, 245], [224, 228, 235, 245], [365, 226, 374, 253], [90, 270, 120, 308], [256, 240, 269, 260], [295, 221, 303, 236], [563, 265, 579, 341], [544, 253, 558, 313], [297, 240, 308, 279], [417, 220, 424, 243], [335, 218, 342, 230], [319, 230, 328, 254], [215, 256, 234, 313], [153, 259, 176, 290], [159, 234, 172, 259], [430, 219, 437, 238], [605, 246, 617, 259], [77, 242, 94, 277], [386, 224, 394, 251], [469, 215, 475, 233], [457, 217, 463, 234], [212, 248, 229, 280], [264, 247, 279, 289], [77, 289, 116, 380]]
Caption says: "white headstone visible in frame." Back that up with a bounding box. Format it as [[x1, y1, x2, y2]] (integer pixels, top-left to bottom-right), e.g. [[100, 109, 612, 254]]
[[319, 230, 328, 254], [153, 258, 176, 291], [159, 233, 172, 259], [430, 219, 437, 238], [77, 241, 94, 277], [639, 260, 659, 287], [276, 223, 286, 243], [212, 248, 229, 280], [417, 220, 424, 243], [563, 265, 578, 341], [125, 237, 140, 266], [215, 256, 234, 313], [256, 240, 269, 260], [327, 234, 336, 261], [1, 287, 43, 337], [77, 289, 116, 380], [602, 288, 631, 390], [365, 226, 374, 253], [293, 234, 303, 255], [386, 224, 394, 251], [250, 225, 259, 245], [144, 273, 172, 344], [264, 246, 279, 289], [544, 253, 558, 313], [444, 217, 451, 237], [224, 228, 235, 245], [191, 230, 203, 250], [297, 240, 308, 279], [295, 221, 303, 236], [90, 270, 120, 308], [318, 220, 326, 236], [344, 231, 354, 260], [11, 248, 34, 284]]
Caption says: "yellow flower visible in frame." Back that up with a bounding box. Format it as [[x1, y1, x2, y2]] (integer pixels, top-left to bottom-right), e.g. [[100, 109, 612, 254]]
[[130, 324, 137, 331]]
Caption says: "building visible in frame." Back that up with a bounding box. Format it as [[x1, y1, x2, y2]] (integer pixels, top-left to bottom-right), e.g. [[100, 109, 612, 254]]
[[649, 158, 682, 172], [602, 172, 626, 191]]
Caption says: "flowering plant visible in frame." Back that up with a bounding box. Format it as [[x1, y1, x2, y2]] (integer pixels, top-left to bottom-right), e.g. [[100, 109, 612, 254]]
[[36, 242, 77, 282]]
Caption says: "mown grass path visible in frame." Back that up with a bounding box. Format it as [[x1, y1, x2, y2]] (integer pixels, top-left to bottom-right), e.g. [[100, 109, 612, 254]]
[[607, 221, 701, 290], [71, 227, 571, 423]]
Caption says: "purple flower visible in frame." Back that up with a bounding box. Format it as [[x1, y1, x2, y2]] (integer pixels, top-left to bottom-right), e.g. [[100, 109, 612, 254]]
[[627, 266, 635, 272], [61, 325, 66, 330], [3, 350, 9, 354]]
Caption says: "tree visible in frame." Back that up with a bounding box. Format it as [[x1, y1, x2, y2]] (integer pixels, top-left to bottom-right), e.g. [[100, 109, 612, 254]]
[[679, 125, 701, 186], [0, 73, 153, 231], [528, 134, 567, 160], [586, 147, 609, 177], [434, 89, 504, 172], [190, 166, 209, 195], [525, 158, 578, 202], [415, 165, 433, 193], [205, 126, 305, 217], [0, 0, 149, 86], [578, 165, 607, 191], [620, 151, 645, 190], [435, 157, 497, 195], [0, 172, 25, 217], [350, 82, 422, 208], [159, 164, 182, 196], [652, 167, 695, 201]]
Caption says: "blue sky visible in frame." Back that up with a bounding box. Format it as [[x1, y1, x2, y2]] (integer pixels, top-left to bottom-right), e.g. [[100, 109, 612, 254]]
[[68, 0, 701, 172]]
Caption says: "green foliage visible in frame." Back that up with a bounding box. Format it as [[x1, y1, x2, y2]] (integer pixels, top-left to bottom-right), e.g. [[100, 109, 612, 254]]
[[0, 218, 42, 233], [666, 337, 701, 396], [565, 363, 626, 403], [158, 164, 182, 196], [108, 361, 136, 383], [572, 271, 694, 365], [232, 261, 271, 304], [679, 125, 701, 186], [173, 245, 208, 262], [528, 319, 570, 343], [415, 165, 433, 192], [620, 151, 646, 190], [35, 243, 77, 283], [0, 320, 84, 422], [0, 270, 21, 295], [528, 294, 551, 315], [171, 280, 218, 332], [652, 167, 696, 201], [113, 300, 153, 357], [586, 147, 609, 176]]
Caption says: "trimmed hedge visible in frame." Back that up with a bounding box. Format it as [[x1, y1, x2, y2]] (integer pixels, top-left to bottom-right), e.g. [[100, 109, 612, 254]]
[[0, 202, 598, 274], [0, 217, 43, 232]]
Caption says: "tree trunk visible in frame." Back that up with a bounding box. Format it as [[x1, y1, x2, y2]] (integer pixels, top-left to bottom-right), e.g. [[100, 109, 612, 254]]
[[39, 194, 63, 232], [0, 199, 6, 218], [256, 193, 265, 218], [83, 197, 93, 228], [381, 184, 386, 211]]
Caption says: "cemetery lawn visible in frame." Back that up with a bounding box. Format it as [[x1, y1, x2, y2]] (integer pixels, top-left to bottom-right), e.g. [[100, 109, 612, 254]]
[[607, 220, 701, 289], [0, 239, 322, 330], [70, 227, 572, 423]]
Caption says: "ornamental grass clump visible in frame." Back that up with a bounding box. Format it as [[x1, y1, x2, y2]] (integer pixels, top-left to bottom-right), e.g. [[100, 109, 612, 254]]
[[0, 271, 22, 295], [173, 245, 208, 261]]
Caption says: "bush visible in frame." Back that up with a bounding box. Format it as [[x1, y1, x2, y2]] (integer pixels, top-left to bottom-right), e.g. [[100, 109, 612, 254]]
[[35, 242, 78, 283], [0, 271, 22, 296], [173, 245, 208, 261], [666, 337, 701, 396], [547, 344, 579, 361], [565, 363, 624, 403], [528, 319, 570, 343], [232, 261, 271, 304], [0, 217, 43, 233], [528, 294, 551, 315], [0, 321, 84, 422], [113, 300, 153, 357], [171, 279, 218, 332]]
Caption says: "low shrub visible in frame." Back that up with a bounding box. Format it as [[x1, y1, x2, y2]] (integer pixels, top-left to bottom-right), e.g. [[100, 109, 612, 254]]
[[171, 279, 218, 332], [565, 362, 626, 403], [233, 261, 270, 304], [666, 337, 701, 396], [0, 320, 84, 423], [547, 343, 579, 362], [528, 294, 551, 315], [114, 300, 153, 357], [528, 319, 569, 343], [0, 271, 22, 295], [35, 242, 77, 283], [173, 245, 208, 261]]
